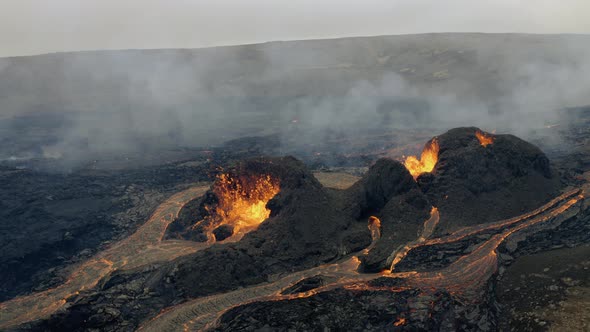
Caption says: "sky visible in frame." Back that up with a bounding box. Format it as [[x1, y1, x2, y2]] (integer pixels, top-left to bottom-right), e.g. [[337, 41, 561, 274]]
[[1, 0, 590, 57]]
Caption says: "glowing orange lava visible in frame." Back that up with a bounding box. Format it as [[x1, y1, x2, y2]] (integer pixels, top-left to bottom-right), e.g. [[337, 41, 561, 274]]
[[403, 138, 439, 179], [363, 216, 383, 255], [0, 186, 211, 330], [209, 173, 280, 234], [393, 317, 407, 326], [137, 189, 585, 331], [368, 216, 382, 240], [389, 207, 439, 272], [475, 130, 494, 147]]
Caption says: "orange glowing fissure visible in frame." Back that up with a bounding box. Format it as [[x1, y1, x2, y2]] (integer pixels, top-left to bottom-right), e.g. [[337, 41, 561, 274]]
[[209, 173, 280, 235], [475, 130, 494, 147], [403, 138, 439, 179]]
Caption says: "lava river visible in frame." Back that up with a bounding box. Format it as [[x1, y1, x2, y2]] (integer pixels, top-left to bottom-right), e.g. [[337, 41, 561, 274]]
[[0, 172, 279, 329], [0, 185, 212, 329], [137, 187, 586, 331], [1, 173, 586, 331]]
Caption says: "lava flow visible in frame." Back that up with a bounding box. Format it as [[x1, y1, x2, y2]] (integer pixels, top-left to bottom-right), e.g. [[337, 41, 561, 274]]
[[475, 130, 494, 147], [362, 216, 382, 254], [388, 207, 440, 272], [0, 185, 211, 330], [403, 138, 439, 179], [138, 187, 585, 331], [201, 172, 280, 237], [368, 216, 382, 242]]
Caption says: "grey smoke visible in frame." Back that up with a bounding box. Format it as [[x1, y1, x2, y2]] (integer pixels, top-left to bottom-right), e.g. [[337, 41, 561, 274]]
[[1, 34, 590, 169]]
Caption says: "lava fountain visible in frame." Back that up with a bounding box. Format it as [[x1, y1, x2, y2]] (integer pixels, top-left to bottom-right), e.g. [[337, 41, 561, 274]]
[[206, 172, 280, 237], [475, 130, 494, 147], [403, 138, 439, 179]]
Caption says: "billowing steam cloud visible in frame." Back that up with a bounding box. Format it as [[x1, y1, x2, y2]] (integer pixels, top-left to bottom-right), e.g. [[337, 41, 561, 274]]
[[1, 34, 590, 169]]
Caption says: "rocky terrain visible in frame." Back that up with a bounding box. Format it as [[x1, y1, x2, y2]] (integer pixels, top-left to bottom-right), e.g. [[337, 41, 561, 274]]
[[1, 34, 590, 331], [0, 121, 586, 331], [418, 127, 563, 233], [0, 159, 209, 302]]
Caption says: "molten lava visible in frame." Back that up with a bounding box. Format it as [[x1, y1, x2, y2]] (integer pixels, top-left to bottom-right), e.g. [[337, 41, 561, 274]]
[[403, 138, 439, 179], [475, 130, 494, 147], [210, 173, 280, 235], [363, 216, 382, 255], [136, 188, 585, 332], [368, 216, 382, 241], [393, 317, 407, 326]]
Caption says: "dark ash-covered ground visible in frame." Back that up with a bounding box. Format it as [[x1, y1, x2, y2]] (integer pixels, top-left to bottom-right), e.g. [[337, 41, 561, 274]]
[[0, 159, 211, 302], [1, 32, 590, 330], [201, 120, 590, 332], [1, 108, 586, 331]]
